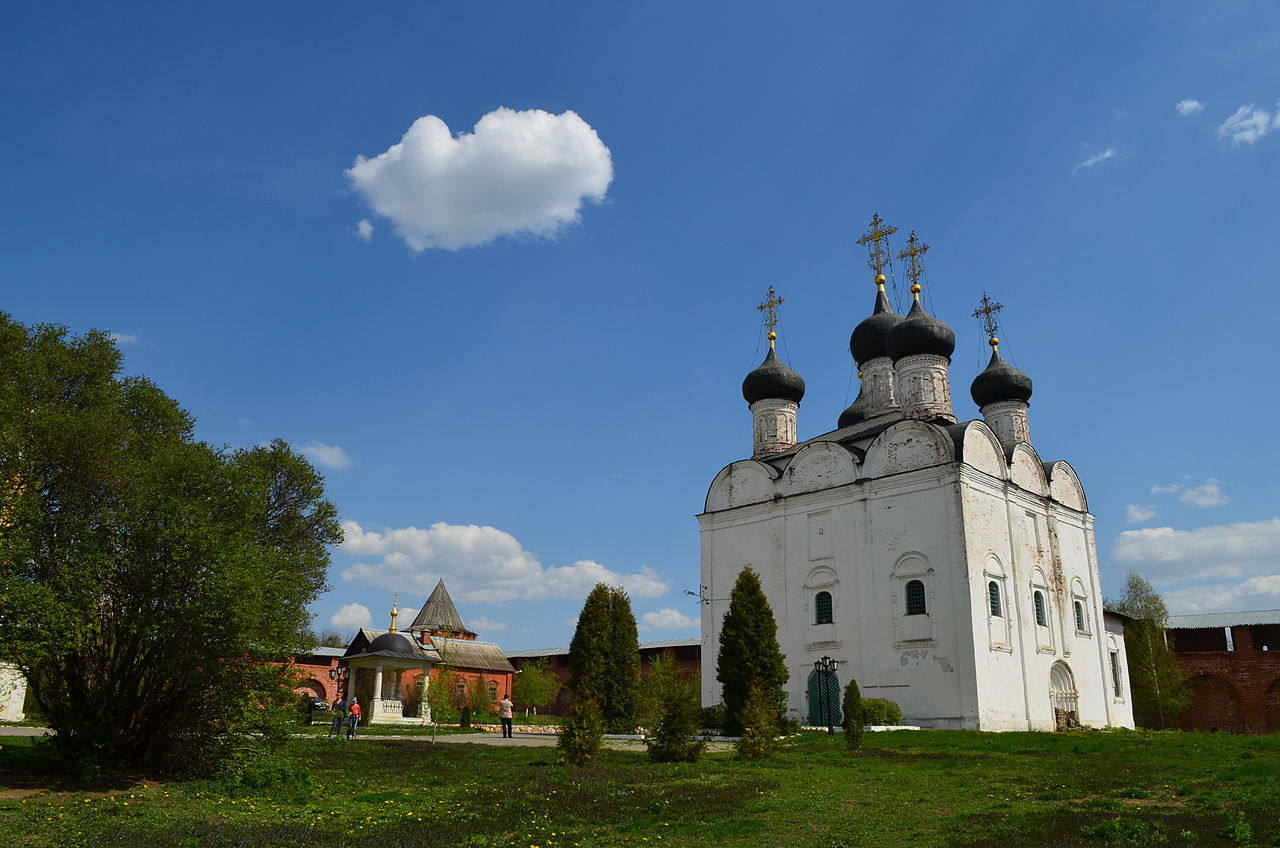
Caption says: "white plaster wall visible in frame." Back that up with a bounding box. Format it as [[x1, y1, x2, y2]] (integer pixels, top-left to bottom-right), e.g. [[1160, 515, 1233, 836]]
[[0, 664, 27, 722]]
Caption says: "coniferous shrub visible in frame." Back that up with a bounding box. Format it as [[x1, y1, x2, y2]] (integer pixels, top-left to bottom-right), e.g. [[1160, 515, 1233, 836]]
[[568, 584, 640, 734], [557, 697, 605, 767], [733, 683, 779, 760], [698, 703, 726, 732], [860, 697, 902, 726], [841, 679, 864, 751], [646, 676, 705, 763], [717, 567, 788, 736]]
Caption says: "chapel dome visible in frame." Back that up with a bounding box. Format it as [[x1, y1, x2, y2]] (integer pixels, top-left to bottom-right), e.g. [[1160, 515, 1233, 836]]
[[886, 293, 956, 362], [368, 632, 416, 655], [742, 344, 806, 405], [849, 286, 903, 365], [837, 389, 867, 429], [970, 343, 1033, 407]]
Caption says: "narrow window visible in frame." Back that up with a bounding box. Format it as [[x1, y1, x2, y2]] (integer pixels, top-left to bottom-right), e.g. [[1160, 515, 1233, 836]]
[[814, 591, 833, 625], [455, 683, 466, 699], [905, 580, 927, 616], [1109, 651, 1122, 696], [988, 581, 1002, 617], [1033, 591, 1047, 626], [488, 683, 497, 700], [1074, 600, 1086, 632]]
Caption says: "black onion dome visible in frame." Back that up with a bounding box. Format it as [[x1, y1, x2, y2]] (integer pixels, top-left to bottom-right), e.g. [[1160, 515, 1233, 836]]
[[837, 386, 867, 428], [368, 632, 416, 654], [886, 299, 956, 361], [742, 347, 806, 405], [849, 289, 903, 365], [970, 346, 1033, 407]]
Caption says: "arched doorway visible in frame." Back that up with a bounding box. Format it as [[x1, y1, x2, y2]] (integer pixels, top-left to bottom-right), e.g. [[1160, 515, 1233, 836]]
[[1264, 679, 1280, 734], [1049, 662, 1080, 731], [1180, 675, 1246, 733], [807, 669, 841, 727]]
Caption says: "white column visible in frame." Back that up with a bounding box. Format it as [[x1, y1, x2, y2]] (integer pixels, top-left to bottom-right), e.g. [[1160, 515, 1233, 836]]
[[372, 663, 384, 715]]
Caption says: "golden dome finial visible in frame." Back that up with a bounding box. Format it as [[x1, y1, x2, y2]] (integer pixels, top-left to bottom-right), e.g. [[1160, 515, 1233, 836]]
[[389, 592, 399, 634], [767, 329, 777, 349], [989, 336, 1000, 351], [910, 282, 922, 301], [874, 273, 886, 289]]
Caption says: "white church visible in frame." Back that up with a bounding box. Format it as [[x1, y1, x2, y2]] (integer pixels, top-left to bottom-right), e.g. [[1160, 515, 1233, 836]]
[[698, 219, 1135, 731]]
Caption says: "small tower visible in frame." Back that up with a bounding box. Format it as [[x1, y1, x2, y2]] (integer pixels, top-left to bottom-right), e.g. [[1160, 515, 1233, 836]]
[[885, 232, 956, 423], [970, 293, 1033, 450], [848, 214, 903, 421], [743, 287, 805, 458]]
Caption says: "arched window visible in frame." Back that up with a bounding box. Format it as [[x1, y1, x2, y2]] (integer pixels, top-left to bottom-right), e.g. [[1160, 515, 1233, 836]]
[[1074, 600, 1086, 632], [1033, 591, 1047, 626], [814, 591, 833, 625], [988, 581, 1003, 617], [905, 580, 927, 616]]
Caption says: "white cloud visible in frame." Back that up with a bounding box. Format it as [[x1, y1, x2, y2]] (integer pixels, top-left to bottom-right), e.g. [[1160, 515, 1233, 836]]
[[339, 519, 669, 604], [1150, 483, 1181, 495], [1073, 147, 1118, 173], [1162, 575, 1280, 616], [1127, 504, 1158, 524], [355, 218, 373, 241], [470, 615, 508, 633], [1112, 517, 1280, 587], [1175, 99, 1204, 116], [302, 442, 351, 470], [1179, 479, 1228, 509], [346, 107, 613, 252], [1217, 104, 1273, 145], [109, 331, 138, 345], [641, 608, 697, 630], [331, 603, 372, 630]]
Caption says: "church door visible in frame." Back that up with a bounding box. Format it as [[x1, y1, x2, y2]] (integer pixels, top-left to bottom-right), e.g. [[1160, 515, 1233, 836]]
[[1049, 662, 1079, 731], [807, 669, 841, 727]]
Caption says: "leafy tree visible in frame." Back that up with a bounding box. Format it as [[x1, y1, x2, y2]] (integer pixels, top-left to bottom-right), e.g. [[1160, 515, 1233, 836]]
[[465, 676, 492, 716], [316, 628, 350, 648], [645, 672, 705, 763], [568, 583, 640, 733], [426, 662, 459, 724], [841, 679, 864, 751], [512, 657, 559, 715], [717, 566, 788, 736], [0, 315, 341, 775], [1108, 571, 1192, 729]]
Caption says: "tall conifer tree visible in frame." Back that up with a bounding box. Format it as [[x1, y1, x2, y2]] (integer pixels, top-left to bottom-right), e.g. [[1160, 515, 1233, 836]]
[[717, 566, 788, 736], [567, 583, 641, 732]]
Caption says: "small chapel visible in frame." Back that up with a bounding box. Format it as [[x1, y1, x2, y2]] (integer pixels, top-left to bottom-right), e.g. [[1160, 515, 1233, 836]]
[[698, 216, 1136, 731]]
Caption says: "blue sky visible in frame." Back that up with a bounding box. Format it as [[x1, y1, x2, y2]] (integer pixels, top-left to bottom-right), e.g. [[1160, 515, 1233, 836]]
[[4, 2, 1279, 649]]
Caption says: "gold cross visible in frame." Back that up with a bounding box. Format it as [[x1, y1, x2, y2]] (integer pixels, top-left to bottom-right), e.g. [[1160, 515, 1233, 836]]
[[972, 292, 1003, 339], [897, 231, 930, 288], [856, 213, 898, 279], [757, 286, 784, 333]]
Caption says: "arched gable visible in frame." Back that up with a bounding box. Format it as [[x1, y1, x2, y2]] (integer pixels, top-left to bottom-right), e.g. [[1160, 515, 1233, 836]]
[[862, 420, 954, 479], [1008, 443, 1049, 496], [954, 420, 1005, 479], [704, 460, 779, 512], [779, 441, 860, 496], [1044, 460, 1088, 512], [805, 565, 838, 588], [892, 551, 931, 577]]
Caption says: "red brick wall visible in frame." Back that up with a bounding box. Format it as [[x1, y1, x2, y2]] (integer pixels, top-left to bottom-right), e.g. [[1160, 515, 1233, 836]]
[[1174, 625, 1280, 734]]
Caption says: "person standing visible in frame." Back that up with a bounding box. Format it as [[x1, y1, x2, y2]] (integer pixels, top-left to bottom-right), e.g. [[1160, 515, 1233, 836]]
[[498, 694, 514, 738], [329, 694, 348, 737], [347, 697, 362, 739]]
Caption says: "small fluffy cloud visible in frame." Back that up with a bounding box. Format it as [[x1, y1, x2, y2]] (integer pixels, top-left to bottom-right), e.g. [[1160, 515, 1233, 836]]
[[641, 608, 697, 630], [110, 332, 138, 345], [1127, 504, 1157, 524], [1217, 103, 1274, 146], [470, 615, 508, 633], [1175, 99, 1204, 116], [1179, 479, 1229, 509], [340, 520, 669, 603], [1150, 483, 1181, 495], [1073, 147, 1118, 173], [302, 442, 351, 471], [355, 219, 373, 241], [331, 603, 372, 630], [346, 108, 613, 252]]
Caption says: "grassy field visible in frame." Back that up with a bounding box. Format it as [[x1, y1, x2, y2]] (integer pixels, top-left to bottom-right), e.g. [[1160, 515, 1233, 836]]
[[1, 728, 1277, 848]]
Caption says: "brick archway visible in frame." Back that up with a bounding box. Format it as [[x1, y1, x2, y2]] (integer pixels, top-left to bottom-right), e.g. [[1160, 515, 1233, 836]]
[[1264, 678, 1280, 734], [1181, 674, 1246, 733]]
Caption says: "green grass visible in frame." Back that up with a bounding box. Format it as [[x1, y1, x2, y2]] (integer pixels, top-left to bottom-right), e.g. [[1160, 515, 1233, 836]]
[[1, 729, 1277, 847]]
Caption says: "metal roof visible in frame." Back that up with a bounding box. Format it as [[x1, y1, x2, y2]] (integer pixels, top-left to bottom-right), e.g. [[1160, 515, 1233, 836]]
[[1167, 610, 1280, 629], [432, 636, 515, 673], [301, 646, 346, 658], [506, 637, 701, 659]]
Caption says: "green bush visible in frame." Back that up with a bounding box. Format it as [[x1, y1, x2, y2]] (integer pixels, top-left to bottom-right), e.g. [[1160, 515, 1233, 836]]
[[557, 697, 604, 767], [860, 698, 902, 726], [698, 703, 725, 731], [1080, 817, 1167, 845], [646, 677, 705, 763], [734, 684, 779, 760], [841, 679, 864, 752]]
